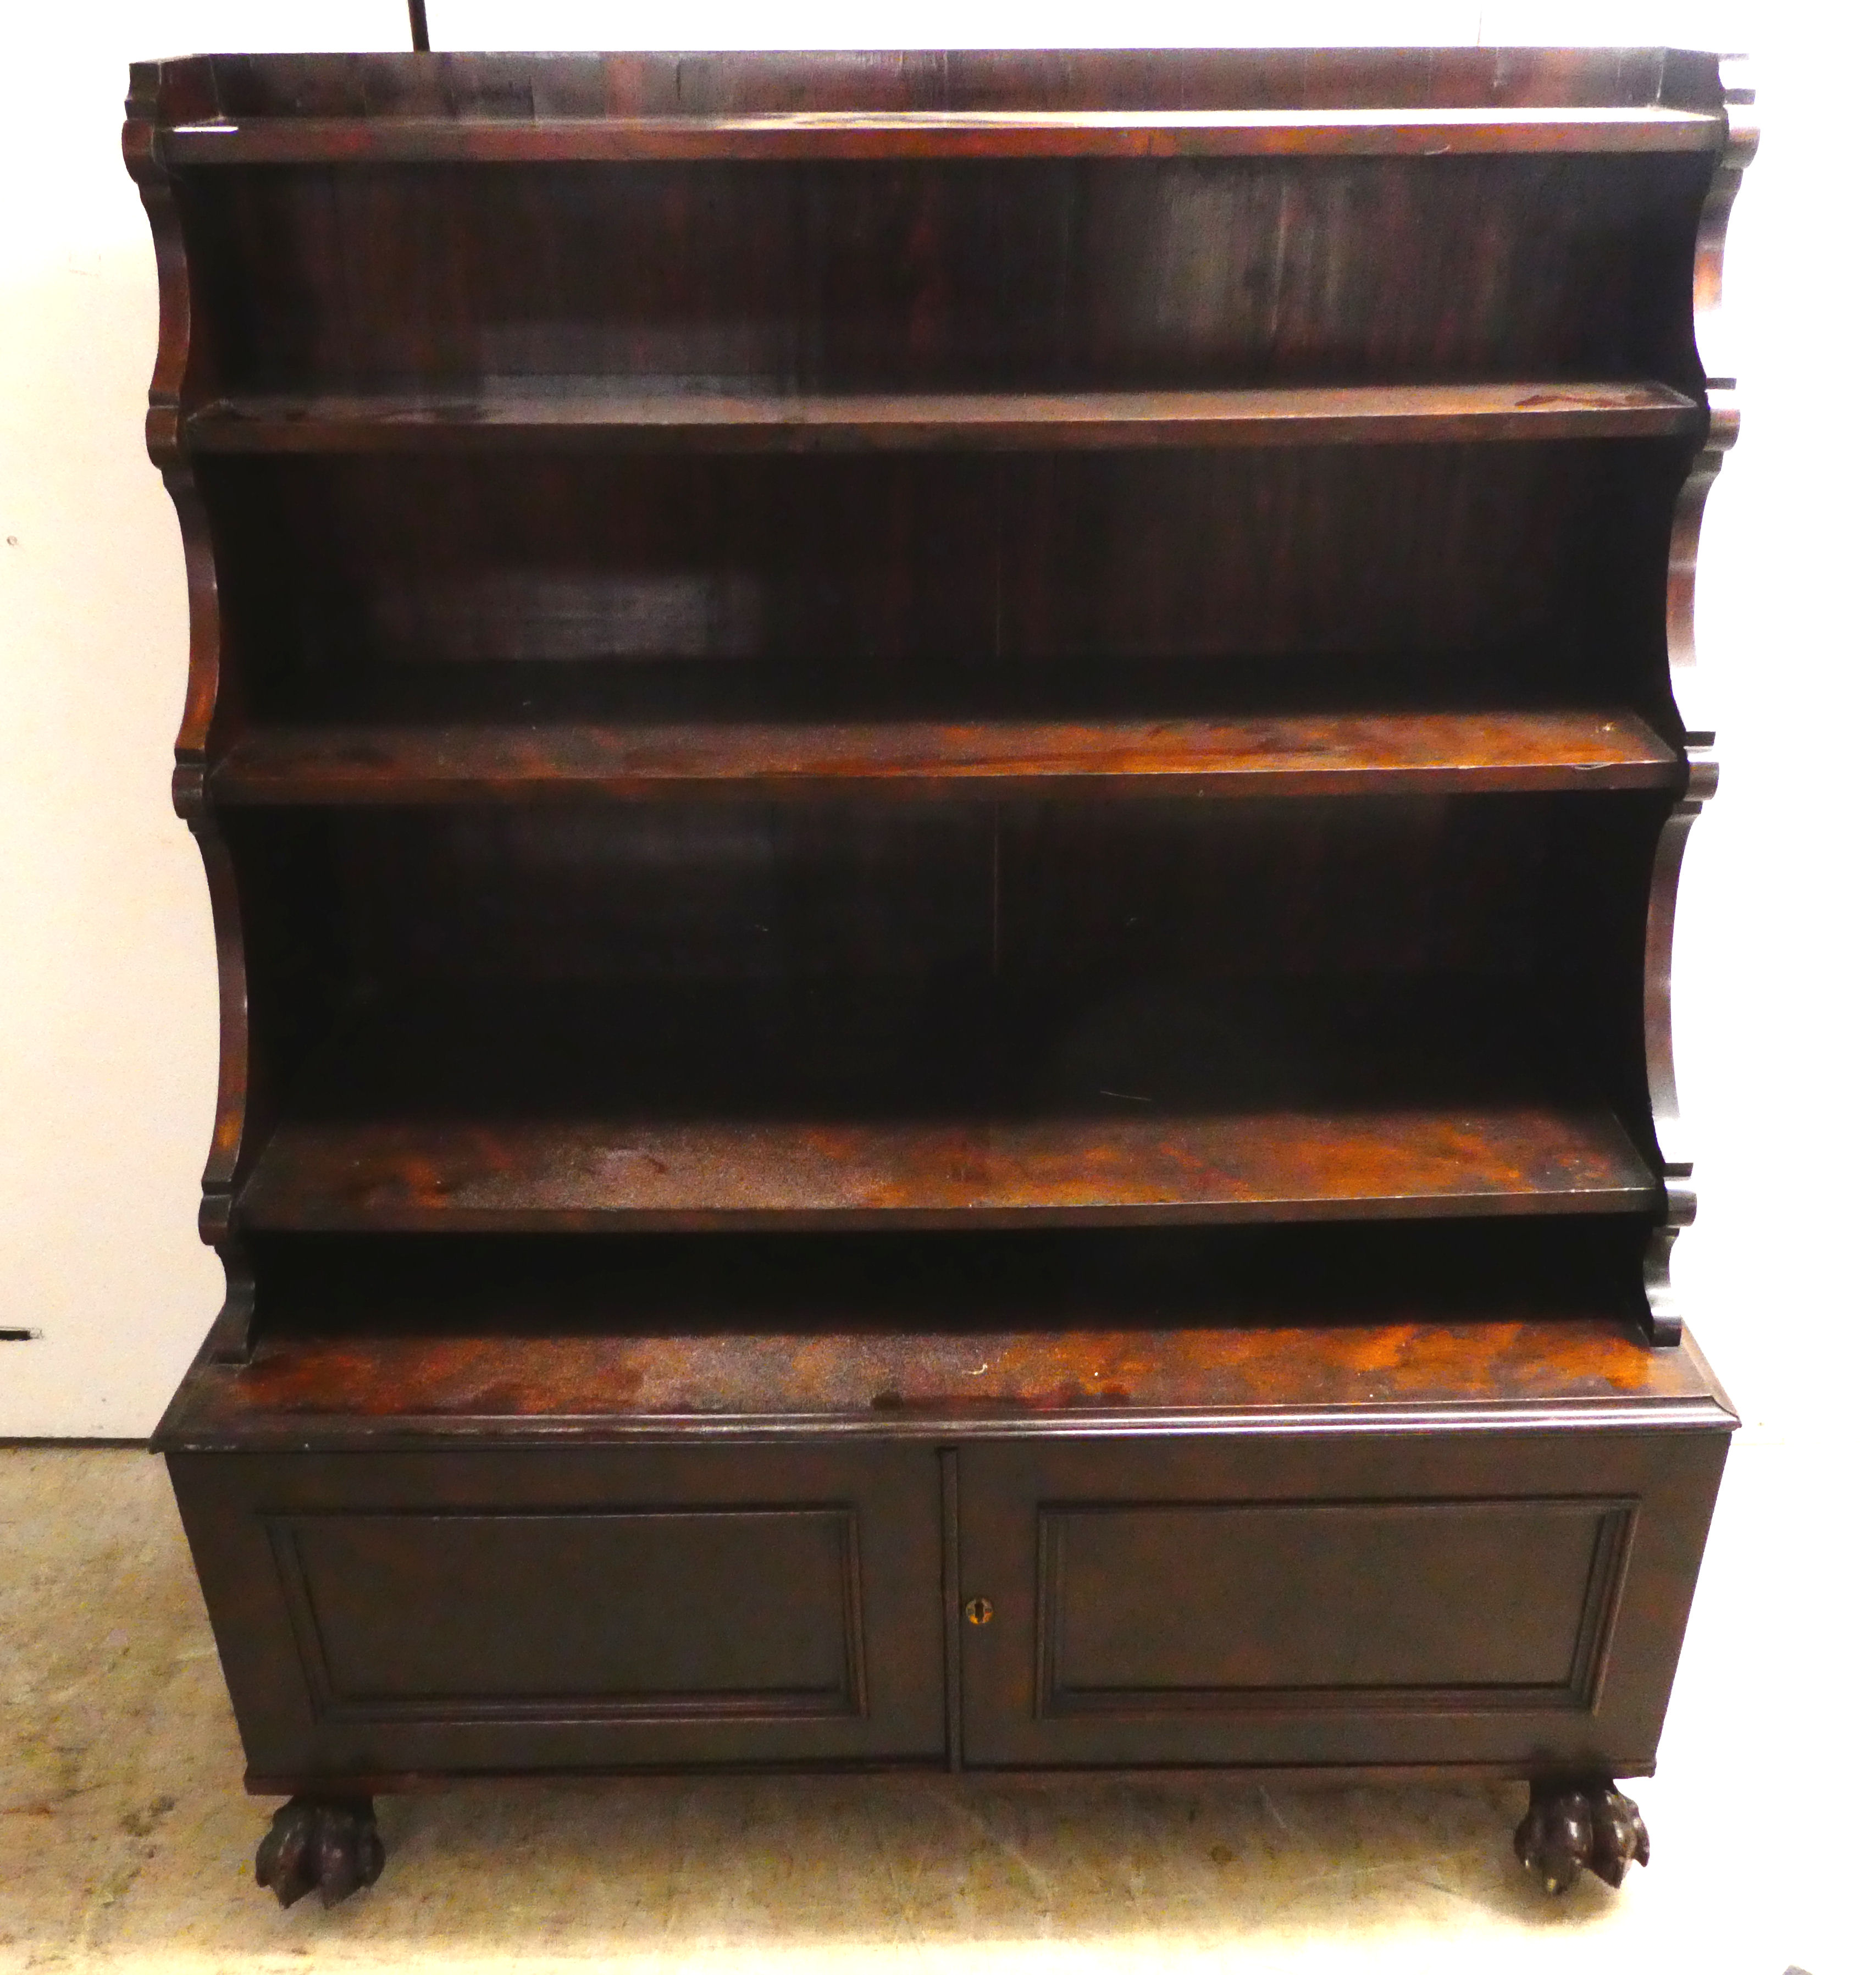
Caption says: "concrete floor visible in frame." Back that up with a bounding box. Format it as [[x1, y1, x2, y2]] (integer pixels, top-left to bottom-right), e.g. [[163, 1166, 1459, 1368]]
[[0, 1443, 1858, 1973]]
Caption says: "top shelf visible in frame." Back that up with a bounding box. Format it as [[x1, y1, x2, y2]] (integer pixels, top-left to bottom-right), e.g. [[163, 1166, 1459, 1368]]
[[161, 103, 1726, 164]]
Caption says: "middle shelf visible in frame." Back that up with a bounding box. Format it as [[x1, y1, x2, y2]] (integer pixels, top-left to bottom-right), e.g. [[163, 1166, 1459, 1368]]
[[182, 379, 1703, 455], [210, 709, 1681, 805]]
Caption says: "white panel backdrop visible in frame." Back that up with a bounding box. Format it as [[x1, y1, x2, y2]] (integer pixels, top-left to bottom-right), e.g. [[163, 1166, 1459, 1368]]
[[1, 1, 1864, 1441]]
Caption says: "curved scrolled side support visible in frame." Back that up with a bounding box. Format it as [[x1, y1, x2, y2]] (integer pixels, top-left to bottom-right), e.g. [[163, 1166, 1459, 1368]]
[[127, 65, 255, 1359], [1692, 56, 1759, 405], [191, 812, 258, 1363], [121, 69, 192, 473], [1642, 790, 1703, 1349], [1641, 54, 1756, 1347], [125, 65, 234, 792], [1669, 51, 1756, 753]]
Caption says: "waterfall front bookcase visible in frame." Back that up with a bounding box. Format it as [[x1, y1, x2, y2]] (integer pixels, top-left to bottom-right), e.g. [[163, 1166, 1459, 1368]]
[[124, 44, 1755, 1906]]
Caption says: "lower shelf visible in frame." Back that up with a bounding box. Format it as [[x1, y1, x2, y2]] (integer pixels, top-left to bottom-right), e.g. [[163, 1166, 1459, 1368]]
[[235, 978, 1659, 1232], [162, 1320, 1731, 1785], [240, 1104, 1655, 1232]]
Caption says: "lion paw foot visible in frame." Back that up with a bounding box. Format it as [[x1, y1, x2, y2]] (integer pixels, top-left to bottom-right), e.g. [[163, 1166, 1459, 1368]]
[[1515, 1777, 1650, 1895], [254, 1795, 385, 1908]]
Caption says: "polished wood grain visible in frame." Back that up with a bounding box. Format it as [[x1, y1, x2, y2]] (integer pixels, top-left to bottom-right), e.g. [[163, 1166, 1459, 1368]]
[[184, 381, 1702, 454], [179, 149, 1707, 401], [159, 1316, 1728, 1448], [211, 710, 1679, 805], [202, 445, 1685, 704], [238, 1105, 1656, 1234]]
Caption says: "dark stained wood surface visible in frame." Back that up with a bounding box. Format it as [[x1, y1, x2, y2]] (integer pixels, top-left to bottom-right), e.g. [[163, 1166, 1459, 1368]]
[[211, 710, 1680, 804], [184, 381, 1702, 454], [955, 1425, 1728, 1770], [130, 45, 1750, 1811], [167, 1440, 950, 1775], [238, 1105, 1656, 1233], [265, 805, 1660, 989], [198, 444, 1689, 718], [138, 47, 1729, 117], [163, 105, 1725, 165], [158, 1317, 1728, 1448], [178, 151, 1707, 401], [255, 1797, 383, 1910]]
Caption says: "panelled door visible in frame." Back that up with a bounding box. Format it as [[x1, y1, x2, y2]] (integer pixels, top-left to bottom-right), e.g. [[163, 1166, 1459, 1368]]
[[954, 1429, 1726, 1771], [170, 1442, 947, 1781]]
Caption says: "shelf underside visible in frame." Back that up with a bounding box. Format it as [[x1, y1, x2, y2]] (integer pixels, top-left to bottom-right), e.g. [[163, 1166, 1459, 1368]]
[[238, 982, 1656, 1233], [185, 381, 1702, 453], [211, 709, 1681, 804]]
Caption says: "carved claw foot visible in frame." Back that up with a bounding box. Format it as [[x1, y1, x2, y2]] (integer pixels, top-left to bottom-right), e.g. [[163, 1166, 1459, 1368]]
[[254, 1795, 385, 1908], [1515, 1777, 1650, 1895]]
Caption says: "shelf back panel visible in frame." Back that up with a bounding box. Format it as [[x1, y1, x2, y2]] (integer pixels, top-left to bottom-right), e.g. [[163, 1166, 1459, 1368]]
[[236, 1219, 1657, 1346], [175, 152, 1709, 398], [206, 444, 1687, 724]]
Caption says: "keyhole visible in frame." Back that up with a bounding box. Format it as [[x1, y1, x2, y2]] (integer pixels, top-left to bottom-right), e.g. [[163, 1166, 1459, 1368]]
[[964, 1597, 994, 1627]]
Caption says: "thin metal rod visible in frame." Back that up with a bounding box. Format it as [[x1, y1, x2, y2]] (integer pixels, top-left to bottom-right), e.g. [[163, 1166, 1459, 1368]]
[[407, 0, 431, 52]]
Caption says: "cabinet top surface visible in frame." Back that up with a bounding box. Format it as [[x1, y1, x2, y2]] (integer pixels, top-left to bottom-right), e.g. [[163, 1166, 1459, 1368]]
[[156, 1317, 1735, 1451]]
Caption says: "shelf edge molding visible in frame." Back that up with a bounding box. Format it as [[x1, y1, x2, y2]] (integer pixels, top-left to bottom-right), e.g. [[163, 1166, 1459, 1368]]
[[181, 381, 1704, 456], [1643, 52, 1756, 1348]]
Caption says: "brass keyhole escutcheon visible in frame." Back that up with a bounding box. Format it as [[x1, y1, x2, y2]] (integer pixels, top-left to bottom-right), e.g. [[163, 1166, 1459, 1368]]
[[964, 1597, 994, 1627]]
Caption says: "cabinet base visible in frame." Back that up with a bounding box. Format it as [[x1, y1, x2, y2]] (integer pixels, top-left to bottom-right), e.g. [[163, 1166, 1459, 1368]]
[[244, 1773, 1656, 1906]]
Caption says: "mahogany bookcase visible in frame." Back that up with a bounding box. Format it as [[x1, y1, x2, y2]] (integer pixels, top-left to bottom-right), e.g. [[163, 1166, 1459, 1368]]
[[124, 46, 1755, 1907]]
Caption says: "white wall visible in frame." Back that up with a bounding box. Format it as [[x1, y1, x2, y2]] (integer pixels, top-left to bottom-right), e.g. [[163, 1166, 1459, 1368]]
[[1, 1, 1862, 1437]]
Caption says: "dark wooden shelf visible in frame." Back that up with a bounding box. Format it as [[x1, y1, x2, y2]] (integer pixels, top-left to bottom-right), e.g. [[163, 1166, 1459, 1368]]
[[233, 965, 1660, 1234], [240, 1106, 1654, 1234], [182, 381, 1704, 455], [163, 103, 1725, 166], [210, 710, 1681, 805], [173, 1217, 1698, 1443]]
